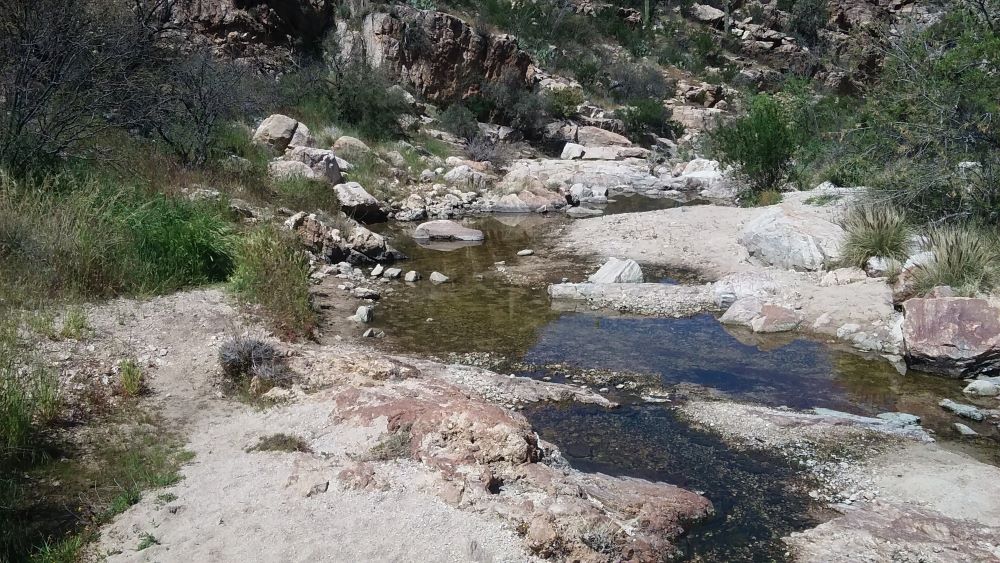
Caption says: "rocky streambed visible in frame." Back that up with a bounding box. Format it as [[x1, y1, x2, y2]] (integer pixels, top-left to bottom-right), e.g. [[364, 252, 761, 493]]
[[312, 205, 1000, 561]]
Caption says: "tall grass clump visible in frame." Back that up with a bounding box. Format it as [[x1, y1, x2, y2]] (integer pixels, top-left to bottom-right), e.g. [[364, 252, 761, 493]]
[[229, 227, 314, 337], [913, 226, 999, 296], [840, 203, 911, 268]]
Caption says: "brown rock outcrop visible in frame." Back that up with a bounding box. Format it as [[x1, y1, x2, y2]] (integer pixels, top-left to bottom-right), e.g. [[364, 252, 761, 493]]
[[344, 6, 532, 102], [902, 297, 1000, 377]]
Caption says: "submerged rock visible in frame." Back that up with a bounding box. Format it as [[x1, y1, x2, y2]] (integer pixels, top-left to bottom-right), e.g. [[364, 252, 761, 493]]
[[413, 220, 485, 241], [430, 271, 449, 284], [588, 258, 643, 284], [938, 399, 985, 422]]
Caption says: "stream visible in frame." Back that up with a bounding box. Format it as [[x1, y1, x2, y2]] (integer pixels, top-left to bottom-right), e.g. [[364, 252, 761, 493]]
[[338, 206, 991, 561]]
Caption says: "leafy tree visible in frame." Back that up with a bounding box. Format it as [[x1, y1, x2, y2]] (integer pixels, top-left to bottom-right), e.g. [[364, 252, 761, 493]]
[[711, 94, 796, 197]]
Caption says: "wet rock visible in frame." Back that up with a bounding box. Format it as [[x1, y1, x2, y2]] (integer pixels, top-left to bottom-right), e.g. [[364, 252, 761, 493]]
[[334, 182, 387, 223], [430, 271, 449, 284], [875, 412, 921, 427], [954, 423, 978, 436], [352, 287, 380, 300], [371, 264, 384, 277], [938, 399, 985, 422], [588, 258, 643, 284], [566, 206, 604, 218], [738, 206, 844, 271], [404, 271, 421, 282], [352, 305, 374, 323], [902, 297, 1000, 377], [963, 379, 1000, 397], [491, 187, 566, 213], [413, 220, 484, 241], [720, 299, 803, 333], [517, 249, 534, 256], [382, 267, 402, 279], [284, 212, 402, 264], [362, 328, 386, 338]]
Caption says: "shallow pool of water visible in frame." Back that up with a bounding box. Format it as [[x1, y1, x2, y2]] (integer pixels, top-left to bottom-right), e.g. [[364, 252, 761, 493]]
[[600, 192, 708, 216], [349, 211, 992, 560]]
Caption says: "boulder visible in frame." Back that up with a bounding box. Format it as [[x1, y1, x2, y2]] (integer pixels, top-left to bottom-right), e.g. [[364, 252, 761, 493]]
[[560, 143, 586, 160], [690, 4, 725, 24], [588, 258, 643, 284], [285, 146, 342, 184], [334, 182, 387, 223], [902, 297, 1000, 377], [413, 220, 485, 241], [738, 207, 844, 271], [499, 159, 669, 195], [576, 126, 632, 147], [580, 146, 652, 161], [254, 114, 313, 152], [332, 135, 371, 154], [712, 271, 781, 308], [443, 165, 491, 191], [352, 305, 374, 323], [284, 212, 402, 264], [268, 160, 318, 181], [720, 298, 802, 333], [491, 187, 566, 213]]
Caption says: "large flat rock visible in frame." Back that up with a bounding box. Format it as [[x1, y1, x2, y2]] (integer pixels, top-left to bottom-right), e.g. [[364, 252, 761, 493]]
[[902, 297, 1000, 377]]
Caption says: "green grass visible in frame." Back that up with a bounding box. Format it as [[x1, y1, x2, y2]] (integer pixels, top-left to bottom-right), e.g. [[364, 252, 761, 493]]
[[248, 433, 312, 453], [136, 533, 159, 551], [230, 227, 315, 338], [118, 359, 144, 398], [59, 307, 89, 340], [840, 204, 911, 268], [272, 176, 340, 213], [0, 174, 235, 307]]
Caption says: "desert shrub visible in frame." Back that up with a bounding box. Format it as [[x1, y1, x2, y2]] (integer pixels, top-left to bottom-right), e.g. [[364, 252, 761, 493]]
[[249, 433, 312, 453], [272, 176, 340, 213], [711, 94, 796, 197], [472, 72, 548, 137], [59, 307, 89, 340], [594, 7, 652, 57], [465, 135, 511, 167], [617, 99, 676, 139], [218, 335, 280, 383], [544, 88, 584, 119], [840, 204, 911, 267], [229, 227, 314, 336], [439, 104, 481, 141], [606, 60, 672, 103], [364, 424, 413, 461], [284, 55, 412, 142], [913, 226, 999, 295], [787, 0, 829, 46]]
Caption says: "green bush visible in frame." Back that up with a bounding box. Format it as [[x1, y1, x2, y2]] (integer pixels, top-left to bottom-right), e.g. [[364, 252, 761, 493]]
[[913, 226, 999, 296], [438, 104, 481, 141], [711, 94, 796, 197], [606, 60, 672, 104], [840, 204, 911, 268], [617, 99, 676, 139], [545, 89, 584, 119], [787, 0, 829, 46], [229, 227, 314, 337], [471, 72, 548, 136]]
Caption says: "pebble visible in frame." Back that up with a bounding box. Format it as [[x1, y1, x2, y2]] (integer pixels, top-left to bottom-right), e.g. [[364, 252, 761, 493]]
[[954, 422, 978, 436], [430, 272, 449, 284], [517, 249, 534, 256], [371, 264, 384, 277]]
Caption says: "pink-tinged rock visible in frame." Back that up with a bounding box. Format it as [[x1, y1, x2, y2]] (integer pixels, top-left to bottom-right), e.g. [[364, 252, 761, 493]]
[[902, 297, 1000, 377]]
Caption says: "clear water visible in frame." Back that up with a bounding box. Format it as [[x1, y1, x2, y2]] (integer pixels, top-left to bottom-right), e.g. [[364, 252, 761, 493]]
[[334, 208, 995, 561]]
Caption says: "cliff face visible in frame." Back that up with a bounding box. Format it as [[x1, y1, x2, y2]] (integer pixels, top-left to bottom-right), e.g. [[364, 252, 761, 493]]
[[168, 0, 335, 60], [342, 6, 533, 102]]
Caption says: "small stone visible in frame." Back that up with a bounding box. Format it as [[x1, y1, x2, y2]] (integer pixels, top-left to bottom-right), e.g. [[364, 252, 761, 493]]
[[954, 423, 978, 436], [430, 272, 449, 284], [404, 271, 421, 282], [382, 267, 402, 279], [371, 264, 384, 277], [939, 398, 985, 422], [352, 305, 374, 323], [517, 249, 534, 256], [362, 328, 385, 338], [875, 412, 921, 426]]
